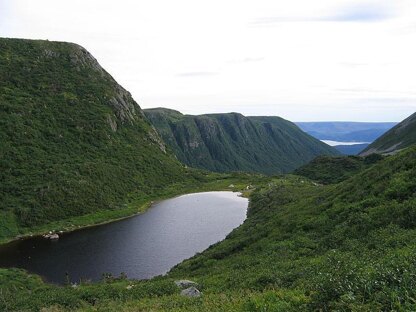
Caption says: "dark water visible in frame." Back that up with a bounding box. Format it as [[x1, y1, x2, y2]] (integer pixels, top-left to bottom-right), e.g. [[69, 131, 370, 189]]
[[0, 192, 247, 284]]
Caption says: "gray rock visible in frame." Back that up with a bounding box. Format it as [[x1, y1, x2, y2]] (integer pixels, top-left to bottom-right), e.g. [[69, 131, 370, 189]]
[[43, 49, 60, 58], [174, 279, 198, 288], [43, 233, 59, 240], [49, 233, 59, 240], [148, 126, 167, 153], [69, 44, 105, 74], [107, 115, 118, 132], [180, 286, 201, 297]]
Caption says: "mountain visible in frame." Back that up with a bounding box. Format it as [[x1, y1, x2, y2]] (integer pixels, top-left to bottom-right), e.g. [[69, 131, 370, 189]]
[[144, 108, 339, 175], [296, 122, 396, 142], [0, 38, 189, 235], [360, 112, 416, 156]]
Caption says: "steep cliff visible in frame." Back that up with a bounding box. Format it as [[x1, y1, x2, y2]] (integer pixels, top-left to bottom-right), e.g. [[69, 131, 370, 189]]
[[144, 108, 339, 174]]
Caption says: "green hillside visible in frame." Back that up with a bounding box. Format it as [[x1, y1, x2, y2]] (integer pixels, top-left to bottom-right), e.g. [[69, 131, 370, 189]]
[[2, 145, 415, 311], [1, 37, 415, 311], [360, 112, 416, 156], [167, 146, 416, 311], [0, 38, 197, 239], [144, 108, 338, 175], [294, 153, 383, 184]]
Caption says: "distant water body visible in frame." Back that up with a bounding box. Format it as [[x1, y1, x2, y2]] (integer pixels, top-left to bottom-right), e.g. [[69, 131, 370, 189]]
[[0, 192, 248, 284], [321, 140, 370, 146]]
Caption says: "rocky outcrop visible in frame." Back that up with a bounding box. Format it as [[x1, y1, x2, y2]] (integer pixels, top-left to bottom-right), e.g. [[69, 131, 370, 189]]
[[148, 126, 167, 153], [68, 43, 145, 126], [107, 115, 118, 132], [108, 86, 140, 124], [68, 44, 105, 74], [43, 49, 60, 58]]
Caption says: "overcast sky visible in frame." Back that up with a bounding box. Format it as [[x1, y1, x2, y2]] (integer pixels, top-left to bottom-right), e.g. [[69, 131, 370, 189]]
[[1, 0, 415, 121]]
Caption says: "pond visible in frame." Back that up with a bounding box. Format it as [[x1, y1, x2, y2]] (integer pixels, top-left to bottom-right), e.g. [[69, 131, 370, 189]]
[[0, 191, 248, 284]]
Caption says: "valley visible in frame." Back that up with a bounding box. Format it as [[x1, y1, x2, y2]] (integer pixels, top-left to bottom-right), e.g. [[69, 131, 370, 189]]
[[0, 37, 415, 311], [2, 147, 415, 311], [144, 108, 338, 174]]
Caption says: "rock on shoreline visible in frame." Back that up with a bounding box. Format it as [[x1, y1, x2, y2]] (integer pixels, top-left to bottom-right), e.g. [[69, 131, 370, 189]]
[[43, 232, 59, 240]]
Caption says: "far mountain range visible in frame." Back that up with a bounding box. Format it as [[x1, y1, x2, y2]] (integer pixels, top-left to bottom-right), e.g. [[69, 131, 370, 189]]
[[296, 122, 397, 155]]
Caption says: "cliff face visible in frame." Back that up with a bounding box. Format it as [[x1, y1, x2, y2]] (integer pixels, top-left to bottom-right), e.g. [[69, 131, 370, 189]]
[[144, 108, 339, 175], [360, 112, 416, 156], [0, 38, 184, 231]]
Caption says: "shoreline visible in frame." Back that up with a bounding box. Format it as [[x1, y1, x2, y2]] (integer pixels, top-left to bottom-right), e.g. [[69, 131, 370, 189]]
[[0, 202, 151, 247], [0, 187, 246, 247], [0, 189, 250, 286]]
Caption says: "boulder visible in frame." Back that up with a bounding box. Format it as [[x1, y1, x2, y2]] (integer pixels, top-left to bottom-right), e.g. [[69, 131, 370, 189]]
[[180, 286, 201, 298], [50, 233, 59, 240], [43, 233, 59, 240]]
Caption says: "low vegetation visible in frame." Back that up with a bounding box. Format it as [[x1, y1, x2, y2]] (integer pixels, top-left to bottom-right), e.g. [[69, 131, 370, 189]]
[[294, 153, 383, 184], [1, 37, 415, 311], [1, 147, 415, 311], [170, 147, 416, 311]]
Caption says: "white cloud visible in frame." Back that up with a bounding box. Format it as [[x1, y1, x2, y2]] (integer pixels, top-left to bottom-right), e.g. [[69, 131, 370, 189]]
[[1, 0, 415, 121], [251, 1, 394, 25]]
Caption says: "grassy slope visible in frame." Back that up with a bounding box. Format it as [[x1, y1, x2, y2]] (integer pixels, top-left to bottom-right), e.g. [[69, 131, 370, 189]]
[[2, 147, 415, 311], [360, 112, 416, 156], [168, 146, 416, 310], [0, 38, 210, 241], [144, 108, 339, 175], [294, 153, 383, 184]]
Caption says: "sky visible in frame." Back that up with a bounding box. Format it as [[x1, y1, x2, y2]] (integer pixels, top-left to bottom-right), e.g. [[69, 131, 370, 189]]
[[1, 0, 415, 121]]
